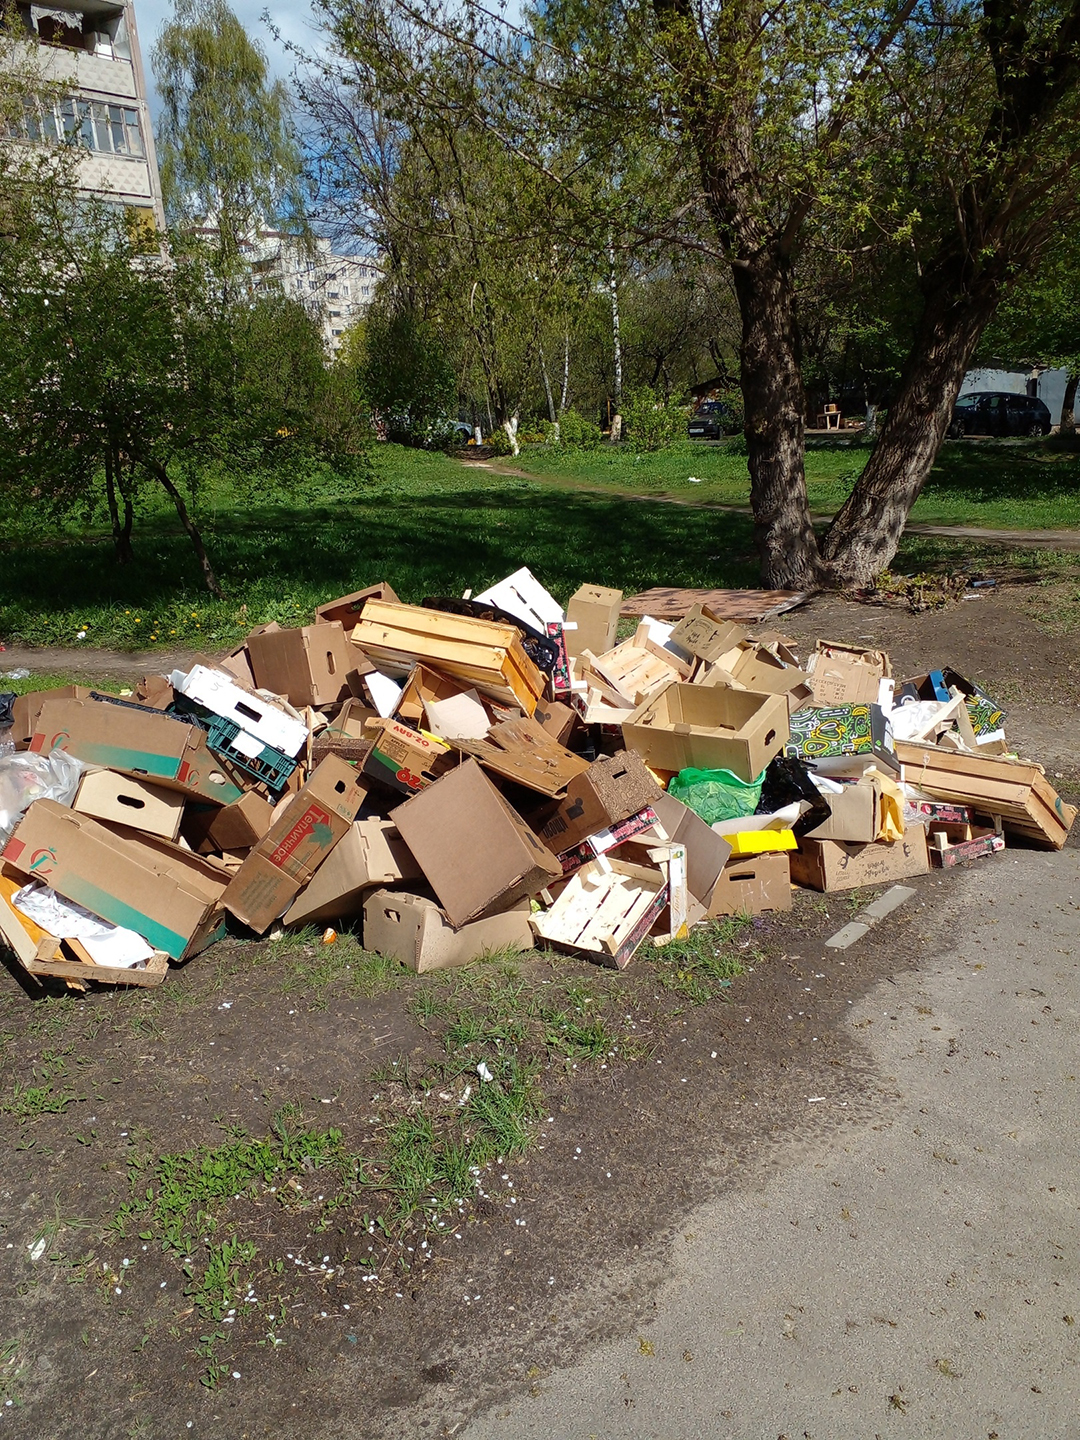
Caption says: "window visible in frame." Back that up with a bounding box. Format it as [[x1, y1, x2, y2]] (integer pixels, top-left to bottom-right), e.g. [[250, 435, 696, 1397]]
[[14, 97, 143, 157]]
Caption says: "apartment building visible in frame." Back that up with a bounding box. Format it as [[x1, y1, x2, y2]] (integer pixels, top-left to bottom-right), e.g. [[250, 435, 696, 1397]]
[[249, 231, 381, 352], [6, 0, 164, 227]]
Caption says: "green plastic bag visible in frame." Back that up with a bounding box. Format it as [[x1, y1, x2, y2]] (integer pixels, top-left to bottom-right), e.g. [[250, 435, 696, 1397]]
[[668, 766, 764, 825]]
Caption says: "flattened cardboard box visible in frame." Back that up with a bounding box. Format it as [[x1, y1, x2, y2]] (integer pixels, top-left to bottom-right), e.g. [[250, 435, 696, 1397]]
[[393, 759, 563, 927], [31, 698, 246, 805], [283, 819, 422, 926], [622, 683, 789, 782], [895, 740, 1075, 849], [790, 825, 929, 893], [224, 756, 368, 932], [74, 769, 184, 842], [2, 800, 228, 960], [707, 851, 792, 916], [364, 889, 534, 973], [247, 622, 373, 709], [535, 749, 661, 853]]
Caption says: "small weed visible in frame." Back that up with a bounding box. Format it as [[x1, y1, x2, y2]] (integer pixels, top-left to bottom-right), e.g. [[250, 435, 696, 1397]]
[[185, 1236, 258, 1321], [651, 920, 750, 1002], [194, 1329, 229, 1389], [0, 1338, 25, 1408], [2, 1077, 79, 1121], [407, 988, 453, 1024]]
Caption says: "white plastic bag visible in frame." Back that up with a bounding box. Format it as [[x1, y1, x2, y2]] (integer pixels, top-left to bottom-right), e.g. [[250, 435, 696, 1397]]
[[0, 749, 85, 848]]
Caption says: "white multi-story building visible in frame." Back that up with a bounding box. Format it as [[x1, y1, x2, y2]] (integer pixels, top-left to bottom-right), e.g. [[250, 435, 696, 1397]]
[[249, 232, 381, 352], [5, 0, 164, 227]]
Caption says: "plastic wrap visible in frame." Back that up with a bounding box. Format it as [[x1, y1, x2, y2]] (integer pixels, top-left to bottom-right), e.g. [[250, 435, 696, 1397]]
[[668, 766, 764, 825], [0, 749, 85, 849]]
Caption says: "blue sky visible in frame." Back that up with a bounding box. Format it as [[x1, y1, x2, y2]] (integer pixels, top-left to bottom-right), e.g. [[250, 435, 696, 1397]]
[[133, 0, 312, 107]]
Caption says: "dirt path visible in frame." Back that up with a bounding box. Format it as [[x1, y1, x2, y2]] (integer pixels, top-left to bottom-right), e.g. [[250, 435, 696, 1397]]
[[463, 459, 1080, 549]]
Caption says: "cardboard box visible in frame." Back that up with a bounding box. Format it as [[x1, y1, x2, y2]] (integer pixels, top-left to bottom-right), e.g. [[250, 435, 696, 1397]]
[[363, 889, 534, 973], [623, 683, 789, 782], [534, 750, 661, 852], [669, 606, 745, 664], [707, 851, 792, 916], [648, 790, 732, 908], [362, 718, 452, 797], [324, 698, 378, 739], [531, 855, 669, 969], [283, 819, 422, 925], [315, 582, 400, 629], [223, 757, 369, 932], [74, 770, 184, 842], [703, 642, 813, 711], [30, 698, 246, 805], [454, 715, 590, 797], [184, 790, 275, 854], [789, 825, 929, 892], [785, 702, 897, 772], [565, 584, 623, 659], [806, 642, 892, 706], [392, 759, 563, 927], [2, 800, 229, 960], [12, 685, 91, 746], [804, 777, 883, 844], [895, 741, 1075, 850], [531, 700, 578, 746], [246, 622, 372, 709]]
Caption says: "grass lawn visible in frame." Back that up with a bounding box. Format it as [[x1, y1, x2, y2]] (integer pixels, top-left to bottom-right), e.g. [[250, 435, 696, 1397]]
[[513, 437, 1080, 530], [2, 441, 1079, 653]]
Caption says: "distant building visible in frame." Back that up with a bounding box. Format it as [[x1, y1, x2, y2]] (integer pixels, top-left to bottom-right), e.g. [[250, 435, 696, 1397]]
[[4, 0, 164, 227], [249, 232, 381, 353]]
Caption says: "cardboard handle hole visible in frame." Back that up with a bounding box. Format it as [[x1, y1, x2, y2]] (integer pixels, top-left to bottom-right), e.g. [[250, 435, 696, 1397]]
[[764, 729, 776, 745], [334, 780, 346, 793], [117, 795, 146, 810], [326, 653, 337, 675], [234, 701, 262, 722], [384, 909, 401, 923]]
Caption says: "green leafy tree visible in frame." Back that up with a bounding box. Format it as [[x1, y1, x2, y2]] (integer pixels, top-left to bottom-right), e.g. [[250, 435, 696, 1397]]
[[152, 0, 307, 284], [361, 307, 457, 445]]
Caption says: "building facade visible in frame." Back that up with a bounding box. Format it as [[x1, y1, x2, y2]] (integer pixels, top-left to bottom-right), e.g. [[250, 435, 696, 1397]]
[[249, 232, 380, 353], [6, 0, 164, 227]]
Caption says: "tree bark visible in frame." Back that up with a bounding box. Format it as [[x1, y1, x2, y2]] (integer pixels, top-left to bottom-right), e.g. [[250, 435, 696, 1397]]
[[142, 454, 224, 597], [733, 252, 826, 590], [608, 242, 623, 444], [538, 344, 558, 440], [1060, 371, 1079, 434], [822, 278, 1000, 586]]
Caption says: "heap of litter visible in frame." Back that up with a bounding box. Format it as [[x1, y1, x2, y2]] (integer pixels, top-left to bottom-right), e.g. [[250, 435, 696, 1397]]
[[0, 573, 1073, 990]]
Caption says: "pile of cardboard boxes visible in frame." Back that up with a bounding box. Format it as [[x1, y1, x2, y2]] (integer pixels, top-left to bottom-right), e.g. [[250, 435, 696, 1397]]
[[0, 571, 1074, 989]]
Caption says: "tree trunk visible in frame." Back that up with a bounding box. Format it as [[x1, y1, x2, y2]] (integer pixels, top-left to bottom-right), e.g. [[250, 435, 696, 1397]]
[[503, 413, 520, 457], [732, 253, 826, 590], [1060, 371, 1079, 434], [560, 332, 570, 414], [822, 278, 1000, 587], [608, 242, 623, 444], [142, 455, 224, 597], [104, 445, 134, 565], [863, 402, 878, 440], [538, 345, 559, 441]]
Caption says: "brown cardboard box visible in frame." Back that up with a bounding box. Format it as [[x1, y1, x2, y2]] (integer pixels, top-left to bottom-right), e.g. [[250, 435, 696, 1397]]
[[649, 790, 733, 908], [895, 740, 1075, 850], [531, 700, 578, 746], [707, 851, 792, 916], [323, 698, 378, 739], [218, 623, 279, 687], [392, 759, 563, 927], [803, 778, 882, 844], [704, 643, 813, 712], [396, 665, 473, 726], [807, 642, 892, 706], [622, 683, 789, 782], [74, 770, 184, 842], [363, 889, 534, 972], [184, 790, 276, 854], [565, 584, 623, 659], [12, 686, 90, 746], [455, 716, 590, 797], [534, 750, 661, 853], [30, 698, 246, 805], [789, 825, 929, 892], [362, 718, 452, 796], [223, 756, 369, 932], [670, 606, 746, 664], [315, 582, 401, 629], [247, 622, 372, 708], [283, 819, 422, 926], [2, 800, 229, 960]]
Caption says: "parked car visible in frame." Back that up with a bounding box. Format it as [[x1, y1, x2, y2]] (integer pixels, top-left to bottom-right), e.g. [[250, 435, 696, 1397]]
[[687, 400, 727, 440], [947, 391, 1052, 439]]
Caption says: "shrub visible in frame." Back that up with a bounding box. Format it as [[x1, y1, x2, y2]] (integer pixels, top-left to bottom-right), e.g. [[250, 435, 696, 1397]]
[[557, 408, 603, 449], [622, 386, 688, 451]]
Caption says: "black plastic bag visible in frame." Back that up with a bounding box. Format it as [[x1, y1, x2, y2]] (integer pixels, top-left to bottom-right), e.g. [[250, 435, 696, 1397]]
[[756, 754, 831, 837]]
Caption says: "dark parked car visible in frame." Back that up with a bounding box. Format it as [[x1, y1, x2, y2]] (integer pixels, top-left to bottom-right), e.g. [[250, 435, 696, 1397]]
[[687, 400, 727, 440], [947, 391, 1052, 439]]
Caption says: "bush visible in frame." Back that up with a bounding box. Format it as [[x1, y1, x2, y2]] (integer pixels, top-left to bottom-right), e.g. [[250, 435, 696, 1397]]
[[715, 387, 745, 435], [622, 386, 688, 451], [557, 408, 603, 449]]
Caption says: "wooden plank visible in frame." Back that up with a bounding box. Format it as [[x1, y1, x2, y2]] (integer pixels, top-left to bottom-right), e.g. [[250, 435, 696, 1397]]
[[358, 600, 522, 648], [26, 943, 170, 988]]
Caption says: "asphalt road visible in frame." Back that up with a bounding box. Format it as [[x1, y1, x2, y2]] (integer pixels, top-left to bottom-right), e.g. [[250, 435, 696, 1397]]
[[464, 848, 1080, 1440]]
